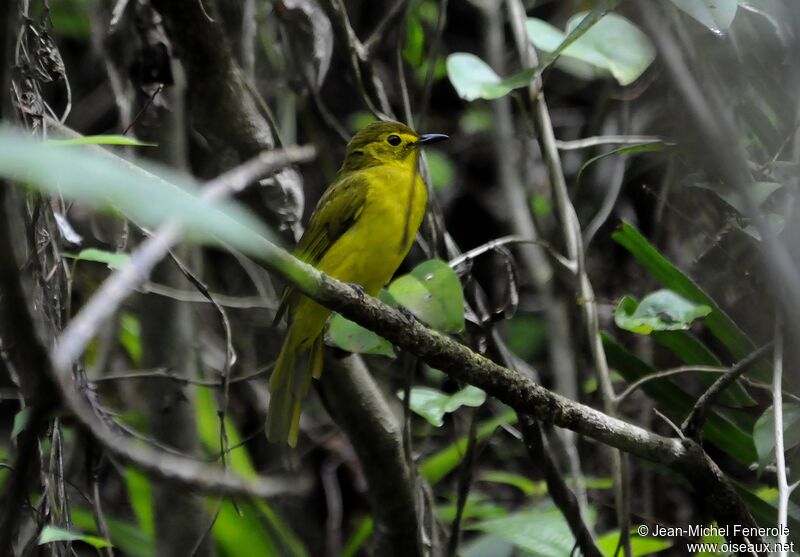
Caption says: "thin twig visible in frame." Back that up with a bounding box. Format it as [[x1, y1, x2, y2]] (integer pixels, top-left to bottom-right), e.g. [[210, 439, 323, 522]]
[[773, 316, 788, 556], [681, 343, 772, 439], [616, 365, 729, 404], [555, 135, 664, 150]]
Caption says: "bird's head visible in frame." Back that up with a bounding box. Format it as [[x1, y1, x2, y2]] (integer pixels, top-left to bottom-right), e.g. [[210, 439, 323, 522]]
[[340, 120, 448, 172]]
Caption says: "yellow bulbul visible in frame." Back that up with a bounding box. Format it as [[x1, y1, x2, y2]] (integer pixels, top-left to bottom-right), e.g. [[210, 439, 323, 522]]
[[267, 120, 448, 446]]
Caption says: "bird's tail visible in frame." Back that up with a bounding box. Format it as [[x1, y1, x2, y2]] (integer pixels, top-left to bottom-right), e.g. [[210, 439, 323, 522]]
[[266, 326, 324, 447]]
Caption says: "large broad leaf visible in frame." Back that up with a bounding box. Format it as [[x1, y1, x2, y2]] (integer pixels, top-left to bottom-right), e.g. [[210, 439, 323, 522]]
[[326, 289, 397, 357], [526, 12, 655, 85], [671, 0, 738, 34], [753, 403, 800, 472], [596, 532, 673, 556], [446, 53, 534, 101], [614, 290, 711, 334], [603, 333, 756, 464], [466, 505, 596, 557], [399, 385, 486, 427], [612, 222, 760, 365], [326, 314, 396, 357], [38, 526, 112, 549], [0, 127, 273, 257], [61, 248, 131, 269], [388, 258, 465, 333]]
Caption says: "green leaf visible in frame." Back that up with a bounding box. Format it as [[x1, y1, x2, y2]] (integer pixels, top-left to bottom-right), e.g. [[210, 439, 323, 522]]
[[62, 248, 131, 269], [425, 149, 455, 191], [671, 0, 738, 34], [538, 0, 623, 72], [577, 142, 666, 184], [124, 469, 154, 540], [437, 494, 508, 523], [11, 407, 31, 440], [388, 258, 465, 333], [194, 387, 307, 557], [400, 385, 486, 427], [613, 290, 712, 334], [71, 508, 154, 557], [38, 526, 112, 549], [0, 127, 273, 258], [612, 222, 759, 363], [45, 135, 156, 147], [119, 313, 142, 366], [480, 471, 545, 497], [526, 12, 655, 85], [466, 505, 596, 557], [326, 314, 396, 357], [446, 53, 534, 101], [596, 531, 673, 556], [753, 403, 800, 472], [421, 410, 517, 484], [341, 517, 373, 557], [603, 333, 756, 464]]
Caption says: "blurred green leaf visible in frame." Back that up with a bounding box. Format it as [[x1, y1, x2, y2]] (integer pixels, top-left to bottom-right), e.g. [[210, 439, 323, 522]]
[[446, 53, 534, 101], [753, 403, 800, 472], [425, 149, 455, 191], [596, 531, 673, 556], [502, 313, 547, 361], [71, 508, 154, 557], [480, 471, 545, 496], [466, 505, 596, 557], [437, 494, 508, 523], [400, 385, 486, 427], [340, 516, 373, 557], [603, 333, 756, 464], [531, 195, 552, 219], [613, 290, 711, 334], [388, 259, 464, 333], [46, 135, 156, 147], [463, 535, 515, 557], [39, 526, 112, 549], [11, 407, 30, 440], [577, 142, 666, 184], [195, 387, 307, 556], [119, 313, 142, 366], [62, 248, 131, 269], [348, 112, 378, 133], [459, 107, 494, 134], [403, 14, 425, 66], [0, 127, 273, 255], [538, 0, 622, 73], [421, 410, 517, 484], [671, 0, 738, 34], [124, 469, 154, 540], [526, 12, 655, 85], [47, 0, 91, 38]]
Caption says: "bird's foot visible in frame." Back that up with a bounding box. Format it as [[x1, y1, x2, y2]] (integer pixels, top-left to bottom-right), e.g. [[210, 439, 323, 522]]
[[398, 306, 421, 325], [347, 282, 367, 298]]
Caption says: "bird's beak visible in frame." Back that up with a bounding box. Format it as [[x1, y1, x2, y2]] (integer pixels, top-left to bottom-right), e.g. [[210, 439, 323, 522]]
[[415, 133, 449, 146]]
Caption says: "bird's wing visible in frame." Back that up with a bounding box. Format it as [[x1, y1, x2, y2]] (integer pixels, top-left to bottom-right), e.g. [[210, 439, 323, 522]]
[[274, 172, 369, 324]]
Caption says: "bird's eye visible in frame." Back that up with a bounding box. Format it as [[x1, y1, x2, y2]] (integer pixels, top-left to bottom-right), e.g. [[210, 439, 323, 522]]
[[387, 134, 402, 146]]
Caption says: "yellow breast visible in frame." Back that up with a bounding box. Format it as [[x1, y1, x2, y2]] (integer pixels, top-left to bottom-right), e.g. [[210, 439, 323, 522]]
[[316, 164, 427, 295]]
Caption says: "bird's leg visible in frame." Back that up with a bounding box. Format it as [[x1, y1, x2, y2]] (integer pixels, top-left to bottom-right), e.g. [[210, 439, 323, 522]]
[[397, 306, 422, 326], [347, 282, 366, 297]]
